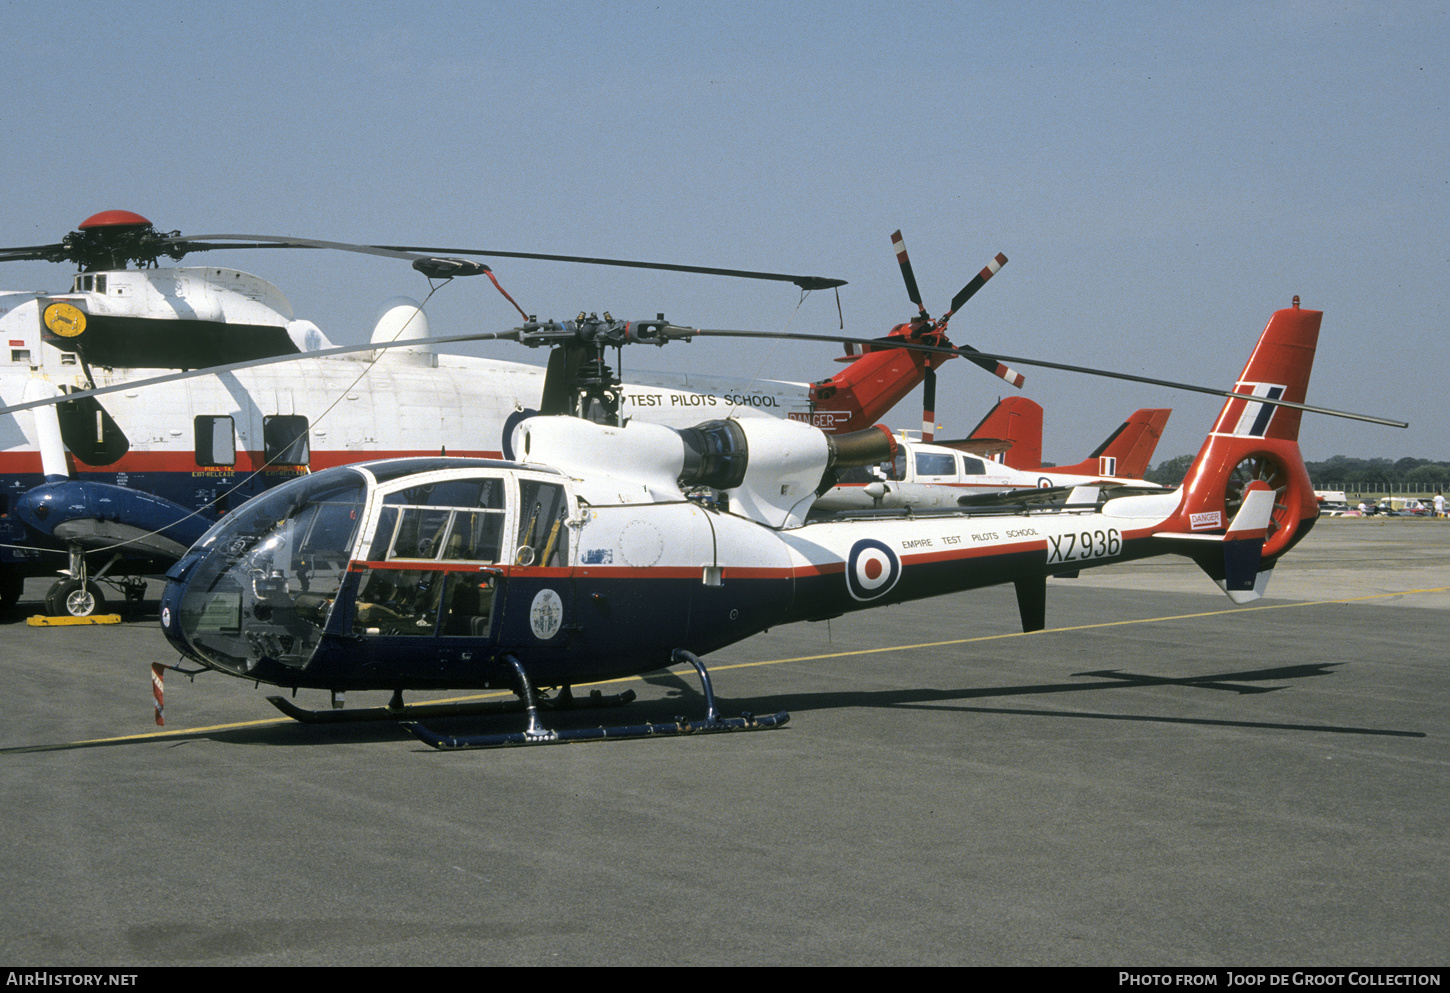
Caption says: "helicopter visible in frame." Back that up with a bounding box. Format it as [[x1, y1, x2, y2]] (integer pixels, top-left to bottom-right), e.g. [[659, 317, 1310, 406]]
[[150, 297, 1402, 749], [0, 214, 1020, 615]]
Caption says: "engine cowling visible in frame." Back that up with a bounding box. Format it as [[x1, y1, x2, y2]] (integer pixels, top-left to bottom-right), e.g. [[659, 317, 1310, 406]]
[[517, 415, 896, 528]]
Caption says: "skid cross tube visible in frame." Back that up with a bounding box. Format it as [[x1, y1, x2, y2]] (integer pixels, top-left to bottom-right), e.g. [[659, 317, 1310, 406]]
[[406, 650, 790, 750]]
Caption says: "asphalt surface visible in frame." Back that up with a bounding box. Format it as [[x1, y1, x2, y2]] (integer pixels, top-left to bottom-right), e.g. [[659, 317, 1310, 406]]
[[0, 518, 1445, 966]]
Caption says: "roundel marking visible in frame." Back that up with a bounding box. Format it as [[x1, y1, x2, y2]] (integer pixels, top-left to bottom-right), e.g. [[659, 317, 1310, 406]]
[[846, 538, 901, 602]]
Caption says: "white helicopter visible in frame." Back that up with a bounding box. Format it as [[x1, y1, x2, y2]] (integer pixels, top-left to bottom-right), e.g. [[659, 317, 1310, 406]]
[[0, 214, 1021, 616], [149, 298, 1407, 747]]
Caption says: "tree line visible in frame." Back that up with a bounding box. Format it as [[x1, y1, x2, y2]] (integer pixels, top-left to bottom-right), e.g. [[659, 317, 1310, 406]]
[[1144, 455, 1450, 490]]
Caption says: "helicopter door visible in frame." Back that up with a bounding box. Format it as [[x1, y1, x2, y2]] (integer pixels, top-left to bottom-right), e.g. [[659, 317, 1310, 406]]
[[351, 475, 509, 641], [491, 477, 575, 650]]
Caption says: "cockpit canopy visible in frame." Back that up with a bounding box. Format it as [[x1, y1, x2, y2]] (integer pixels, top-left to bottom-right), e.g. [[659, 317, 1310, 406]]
[[165, 459, 573, 679]]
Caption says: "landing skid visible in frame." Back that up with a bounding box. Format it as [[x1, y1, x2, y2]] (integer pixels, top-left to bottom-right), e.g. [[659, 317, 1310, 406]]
[[406, 710, 788, 749], [407, 649, 790, 750], [266, 685, 637, 725]]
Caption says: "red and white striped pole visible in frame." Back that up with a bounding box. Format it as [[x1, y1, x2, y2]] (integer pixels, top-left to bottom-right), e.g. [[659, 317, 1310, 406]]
[[151, 663, 165, 726]]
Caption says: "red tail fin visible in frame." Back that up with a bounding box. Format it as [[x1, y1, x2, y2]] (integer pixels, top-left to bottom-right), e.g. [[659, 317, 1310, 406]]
[[1169, 303, 1321, 560], [960, 396, 1043, 470], [1053, 408, 1171, 478]]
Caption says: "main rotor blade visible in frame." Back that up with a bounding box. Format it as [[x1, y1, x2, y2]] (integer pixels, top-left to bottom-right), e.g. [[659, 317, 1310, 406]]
[[161, 233, 432, 264], [921, 364, 937, 442], [0, 331, 522, 416], [373, 244, 847, 291], [890, 230, 928, 318], [943, 252, 1008, 323], [954, 341, 1027, 389], [0, 243, 68, 262], [688, 328, 1408, 428], [165, 234, 847, 291]]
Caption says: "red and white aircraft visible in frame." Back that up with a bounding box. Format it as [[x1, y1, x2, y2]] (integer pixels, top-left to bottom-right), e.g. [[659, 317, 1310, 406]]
[[814, 400, 1171, 511]]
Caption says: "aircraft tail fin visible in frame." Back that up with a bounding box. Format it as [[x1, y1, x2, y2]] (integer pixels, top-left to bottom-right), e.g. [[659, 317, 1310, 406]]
[[1153, 302, 1322, 595], [1053, 408, 1171, 478], [963, 396, 1043, 470]]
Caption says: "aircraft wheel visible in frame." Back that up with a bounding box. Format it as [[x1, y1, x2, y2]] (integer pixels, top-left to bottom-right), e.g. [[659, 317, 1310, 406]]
[[47, 579, 105, 618]]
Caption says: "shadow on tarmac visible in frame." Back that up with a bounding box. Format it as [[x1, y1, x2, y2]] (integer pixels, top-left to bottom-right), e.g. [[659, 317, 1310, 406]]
[[2, 658, 1422, 757]]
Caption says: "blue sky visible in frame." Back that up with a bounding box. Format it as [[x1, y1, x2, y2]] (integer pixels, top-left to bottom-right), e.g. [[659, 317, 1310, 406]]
[[3, 0, 1444, 462]]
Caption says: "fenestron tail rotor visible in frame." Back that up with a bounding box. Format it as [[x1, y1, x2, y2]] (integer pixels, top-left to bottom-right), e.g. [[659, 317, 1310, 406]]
[[1226, 454, 1292, 536]]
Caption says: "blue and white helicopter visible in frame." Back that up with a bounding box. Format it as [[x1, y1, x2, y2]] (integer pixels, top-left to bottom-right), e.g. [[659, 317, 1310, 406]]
[[147, 298, 1404, 748]]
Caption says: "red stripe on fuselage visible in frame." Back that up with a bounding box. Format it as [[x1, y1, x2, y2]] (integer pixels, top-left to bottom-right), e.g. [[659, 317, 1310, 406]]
[[0, 449, 501, 474]]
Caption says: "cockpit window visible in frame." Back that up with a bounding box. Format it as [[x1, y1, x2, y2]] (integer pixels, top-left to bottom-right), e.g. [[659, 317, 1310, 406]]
[[369, 475, 508, 564], [175, 468, 367, 673], [384, 477, 505, 509]]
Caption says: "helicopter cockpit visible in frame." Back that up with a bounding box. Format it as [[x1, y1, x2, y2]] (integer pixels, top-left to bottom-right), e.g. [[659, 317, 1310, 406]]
[[162, 458, 572, 682], [164, 465, 371, 676]]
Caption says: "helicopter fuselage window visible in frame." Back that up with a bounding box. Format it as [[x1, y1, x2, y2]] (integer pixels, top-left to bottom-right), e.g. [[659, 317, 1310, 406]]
[[263, 414, 310, 466], [961, 456, 987, 477], [352, 568, 448, 637], [195, 415, 236, 467], [369, 476, 507, 564]]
